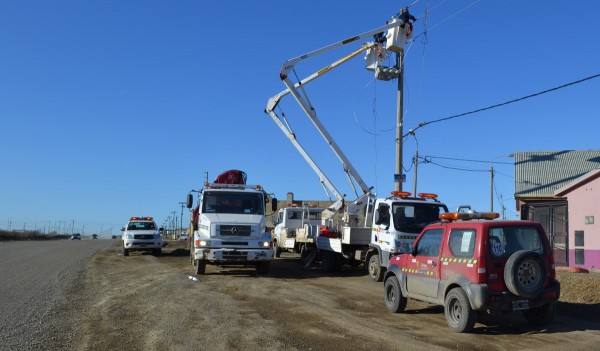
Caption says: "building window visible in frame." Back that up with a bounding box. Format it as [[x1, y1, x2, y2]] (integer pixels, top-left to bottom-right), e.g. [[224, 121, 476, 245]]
[[575, 249, 585, 265], [575, 230, 584, 247]]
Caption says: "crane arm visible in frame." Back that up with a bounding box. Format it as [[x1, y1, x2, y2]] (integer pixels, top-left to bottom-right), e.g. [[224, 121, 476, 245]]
[[279, 13, 408, 80], [265, 9, 415, 223]]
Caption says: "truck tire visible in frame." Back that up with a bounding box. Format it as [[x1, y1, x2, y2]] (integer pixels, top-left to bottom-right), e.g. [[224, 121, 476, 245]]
[[384, 275, 407, 313], [273, 243, 281, 258], [322, 251, 341, 272], [123, 247, 129, 257], [368, 253, 384, 282], [444, 287, 476, 333], [152, 248, 161, 256], [194, 259, 206, 275], [256, 262, 270, 275], [504, 250, 546, 298]]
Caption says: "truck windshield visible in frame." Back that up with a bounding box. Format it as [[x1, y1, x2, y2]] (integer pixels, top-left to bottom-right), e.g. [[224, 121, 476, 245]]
[[392, 203, 447, 233], [128, 222, 156, 230], [202, 192, 264, 215]]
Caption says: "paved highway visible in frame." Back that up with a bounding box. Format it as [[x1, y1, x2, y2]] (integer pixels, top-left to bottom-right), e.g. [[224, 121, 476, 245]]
[[0, 239, 113, 350]]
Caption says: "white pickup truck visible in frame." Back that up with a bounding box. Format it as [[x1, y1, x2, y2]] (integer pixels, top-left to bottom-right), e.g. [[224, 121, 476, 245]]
[[121, 216, 163, 257]]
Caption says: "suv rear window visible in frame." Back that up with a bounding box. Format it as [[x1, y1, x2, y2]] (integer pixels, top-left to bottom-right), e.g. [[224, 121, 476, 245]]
[[488, 226, 545, 258]]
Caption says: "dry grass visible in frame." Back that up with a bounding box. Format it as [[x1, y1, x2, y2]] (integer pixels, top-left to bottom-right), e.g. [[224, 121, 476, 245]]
[[0, 230, 69, 241]]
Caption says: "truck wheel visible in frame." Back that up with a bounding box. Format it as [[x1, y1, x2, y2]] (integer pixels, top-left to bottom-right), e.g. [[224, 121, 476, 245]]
[[152, 248, 161, 256], [273, 243, 281, 258], [444, 287, 476, 333], [523, 303, 555, 326], [123, 247, 129, 257], [504, 250, 546, 298], [194, 259, 206, 275], [256, 262, 270, 275], [322, 251, 336, 272], [384, 275, 407, 313], [368, 253, 384, 282], [300, 245, 310, 264]]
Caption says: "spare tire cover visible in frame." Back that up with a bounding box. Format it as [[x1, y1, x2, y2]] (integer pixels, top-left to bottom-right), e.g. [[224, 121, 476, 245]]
[[504, 250, 547, 298]]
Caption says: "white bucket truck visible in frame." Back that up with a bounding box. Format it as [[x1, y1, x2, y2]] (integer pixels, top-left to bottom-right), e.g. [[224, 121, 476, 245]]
[[187, 170, 277, 275], [265, 8, 448, 277]]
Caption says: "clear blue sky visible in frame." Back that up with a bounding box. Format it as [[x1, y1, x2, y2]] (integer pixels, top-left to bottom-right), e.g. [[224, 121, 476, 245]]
[[2, 1, 599, 236]]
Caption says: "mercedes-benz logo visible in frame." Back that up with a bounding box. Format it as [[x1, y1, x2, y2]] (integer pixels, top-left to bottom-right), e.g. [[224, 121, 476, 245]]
[[231, 227, 240, 235]]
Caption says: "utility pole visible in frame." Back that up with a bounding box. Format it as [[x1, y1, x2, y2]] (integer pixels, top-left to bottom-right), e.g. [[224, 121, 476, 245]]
[[395, 52, 404, 192], [490, 165, 494, 212], [179, 201, 186, 235], [391, 8, 414, 192]]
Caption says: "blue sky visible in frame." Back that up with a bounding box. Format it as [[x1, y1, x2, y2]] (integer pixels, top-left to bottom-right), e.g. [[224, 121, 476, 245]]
[[2, 1, 599, 236]]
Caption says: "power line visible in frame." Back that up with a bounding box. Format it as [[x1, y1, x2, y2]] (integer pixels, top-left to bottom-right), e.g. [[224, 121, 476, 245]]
[[405, 73, 600, 137], [422, 155, 513, 164]]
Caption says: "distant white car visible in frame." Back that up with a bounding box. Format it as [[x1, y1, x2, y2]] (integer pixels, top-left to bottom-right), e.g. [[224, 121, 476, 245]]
[[179, 233, 189, 241]]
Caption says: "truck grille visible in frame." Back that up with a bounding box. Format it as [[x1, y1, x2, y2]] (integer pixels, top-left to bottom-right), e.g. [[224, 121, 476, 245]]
[[134, 234, 154, 239], [218, 225, 251, 237], [222, 241, 248, 246], [223, 251, 245, 260]]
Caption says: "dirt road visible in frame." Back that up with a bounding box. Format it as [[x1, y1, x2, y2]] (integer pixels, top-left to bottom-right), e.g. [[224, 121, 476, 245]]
[[17, 240, 600, 350]]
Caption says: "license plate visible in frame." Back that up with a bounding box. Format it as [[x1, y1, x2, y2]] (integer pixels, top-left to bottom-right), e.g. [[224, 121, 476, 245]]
[[512, 300, 529, 310]]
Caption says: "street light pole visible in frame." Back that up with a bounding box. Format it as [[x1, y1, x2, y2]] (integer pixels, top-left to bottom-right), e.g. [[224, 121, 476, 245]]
[[409, 129, 418, 195]]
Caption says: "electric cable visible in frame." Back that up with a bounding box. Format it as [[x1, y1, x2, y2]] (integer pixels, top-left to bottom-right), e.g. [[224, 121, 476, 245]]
[[405, 73, 600, 137]]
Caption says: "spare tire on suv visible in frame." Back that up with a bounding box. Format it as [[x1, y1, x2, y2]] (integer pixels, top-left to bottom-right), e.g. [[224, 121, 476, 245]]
[[504, 250, 547, 298]]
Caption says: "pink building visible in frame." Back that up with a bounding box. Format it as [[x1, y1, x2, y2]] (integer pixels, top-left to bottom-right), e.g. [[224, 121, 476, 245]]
[[554, 170, 600, 269], [514, 150, 600, 269]]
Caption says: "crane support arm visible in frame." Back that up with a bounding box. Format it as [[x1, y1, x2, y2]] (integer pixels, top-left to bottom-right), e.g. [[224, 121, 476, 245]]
[[279, 15, 407, 79]]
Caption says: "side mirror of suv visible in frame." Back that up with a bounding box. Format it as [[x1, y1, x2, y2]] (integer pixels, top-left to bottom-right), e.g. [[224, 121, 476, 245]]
[[411, 244, 418, 256]]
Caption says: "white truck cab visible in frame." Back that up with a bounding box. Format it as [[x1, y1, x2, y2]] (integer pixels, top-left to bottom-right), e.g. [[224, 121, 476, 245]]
[[272, 206, 323, 258], [187, 170, 277, 275], [366, 192, 448, 281], [121, 216, 163, 257]]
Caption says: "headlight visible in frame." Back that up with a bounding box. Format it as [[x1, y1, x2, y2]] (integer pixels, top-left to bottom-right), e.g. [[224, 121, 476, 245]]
[[126, 234, 133, 239], [261, 241, 271, 248], [198, 240, 209, 247]]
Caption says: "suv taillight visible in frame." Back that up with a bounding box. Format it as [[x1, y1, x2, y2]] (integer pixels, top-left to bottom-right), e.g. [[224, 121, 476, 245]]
[[475, 256, 486, 284], [548, 251, 556, 280]]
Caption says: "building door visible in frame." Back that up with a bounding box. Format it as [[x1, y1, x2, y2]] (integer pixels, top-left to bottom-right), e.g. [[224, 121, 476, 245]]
[[522, 202, 568, 266]]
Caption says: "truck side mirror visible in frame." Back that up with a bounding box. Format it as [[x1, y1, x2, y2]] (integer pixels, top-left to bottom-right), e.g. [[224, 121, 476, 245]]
[[159, 228, 164, 232], [186, 193, 194, 209], [271, 198, 278, 212], [121, 227, 125, 232]]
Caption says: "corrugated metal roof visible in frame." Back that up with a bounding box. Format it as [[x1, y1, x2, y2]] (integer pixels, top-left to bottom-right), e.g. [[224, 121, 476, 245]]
[[514, 150, 600, 198]]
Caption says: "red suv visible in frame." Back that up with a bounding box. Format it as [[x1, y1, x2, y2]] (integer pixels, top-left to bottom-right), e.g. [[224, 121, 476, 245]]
[[383, 207, 560, 332]]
